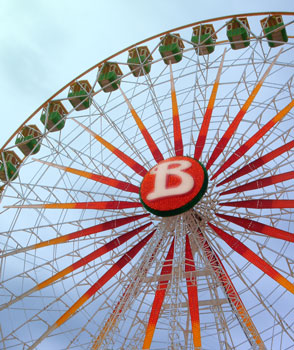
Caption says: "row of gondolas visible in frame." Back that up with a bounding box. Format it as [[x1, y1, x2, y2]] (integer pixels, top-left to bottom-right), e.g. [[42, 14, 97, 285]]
[[0, 15, 289, 189]]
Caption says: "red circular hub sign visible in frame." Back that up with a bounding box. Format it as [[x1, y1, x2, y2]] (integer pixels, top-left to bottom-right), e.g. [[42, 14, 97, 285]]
[[140, 156, 208, 217]]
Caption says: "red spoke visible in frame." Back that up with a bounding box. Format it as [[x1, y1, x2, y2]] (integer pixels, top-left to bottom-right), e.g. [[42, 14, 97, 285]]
[[36, 222, 153, 290], [6, 200, 142, 210], [142, 239, 175, 349], [220, 199, 294, 209], [120, 87, 164, 163], [216, 213, 294, 242], [217, 141, 294, 187], [206, 49, 283, 170], [211, 99, 294, 180], [0, 214, 149, 255], [198, 230, 264, 347], [74, 119, 147, 176], [185, 235, 201, 348], [28, 231, 154, 348], [0, 224, 153, 312], [220, 172, 294, 195], [170, 62, 183, 156], [208, 222, 294, 294], [34, 158, 140, 194], [54, 230, 155, 329], [194, 49, 226, 160]]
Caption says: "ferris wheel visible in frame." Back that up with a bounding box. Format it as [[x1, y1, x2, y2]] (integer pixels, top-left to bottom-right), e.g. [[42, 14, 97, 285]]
[[1, 12, 294, 350]]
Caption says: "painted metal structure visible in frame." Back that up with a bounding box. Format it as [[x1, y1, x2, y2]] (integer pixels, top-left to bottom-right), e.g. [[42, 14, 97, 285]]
[[0, 12, 294, 350]]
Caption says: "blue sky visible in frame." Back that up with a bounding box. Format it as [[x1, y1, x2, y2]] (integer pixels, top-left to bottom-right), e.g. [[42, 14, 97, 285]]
[[0, 0, 293, 146]]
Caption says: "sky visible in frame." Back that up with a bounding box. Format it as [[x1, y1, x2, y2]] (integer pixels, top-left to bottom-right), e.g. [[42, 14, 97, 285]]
[[0, 2, 294, 348], [0, 0, 293, 148]]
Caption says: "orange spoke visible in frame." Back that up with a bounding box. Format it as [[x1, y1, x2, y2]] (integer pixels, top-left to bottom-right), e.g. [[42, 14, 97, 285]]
[[206, 48, 282, 170], [198, 230, 264, 348], [216, 213, 294, 242], [220, 199, 294, 209], [170, 62, 183, 156], [74, 119, 147, 176], [34, 158, 140, 194], [217, 140, 294, 187], [36, 222, 153, 290], [142, 239, 175, 350], [220, 172, 294, 195], [211, 98, 294, 180], [185, 235, 201, 348], [0, 214, 149, 256], [0, 223, 153, 311], [120, 87, 164, 163], [6, 200, 142, 210], [208, 222, 294, 294], [27, 231, 156, 348], [54, 230, 155, 329], [194, 49, 226, 160]]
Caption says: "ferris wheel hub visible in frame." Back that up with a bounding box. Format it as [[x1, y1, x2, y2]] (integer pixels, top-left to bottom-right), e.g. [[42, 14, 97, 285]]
[[140, 156, 208, 217]]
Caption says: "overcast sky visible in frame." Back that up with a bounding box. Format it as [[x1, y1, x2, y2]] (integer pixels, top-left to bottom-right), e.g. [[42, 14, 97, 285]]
[[0, 3, 294, 349], [0, 0, 293, 147]]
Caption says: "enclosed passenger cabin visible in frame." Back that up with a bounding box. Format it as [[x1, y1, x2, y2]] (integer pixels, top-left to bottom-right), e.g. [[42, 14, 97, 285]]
[[68, 80, 92, 111], [227, 17, 250, 50], [15, 125, 41, 156], [98, 62, 123, 92], [127, 46, 153, 77], [261, 15, 288, 47], [0, 151, 21, 181], [40, 101, 67, 132], [159, 33, 184, 64], [191, 24, 217, 55]]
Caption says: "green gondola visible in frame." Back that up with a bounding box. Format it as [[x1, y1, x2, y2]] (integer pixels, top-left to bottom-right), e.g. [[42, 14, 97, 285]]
[[227, 17, 250, 50], [0, 151, 21, 181], [68, 80, 92, 110], [192, 24, 217, 55], [127, 46, 153, 77], [261, 15, 288, 48], [40, 101, 67, 132], [159, 34, 184, 64], [15, 125, 41, 156], [98, 62, 123, 92]]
